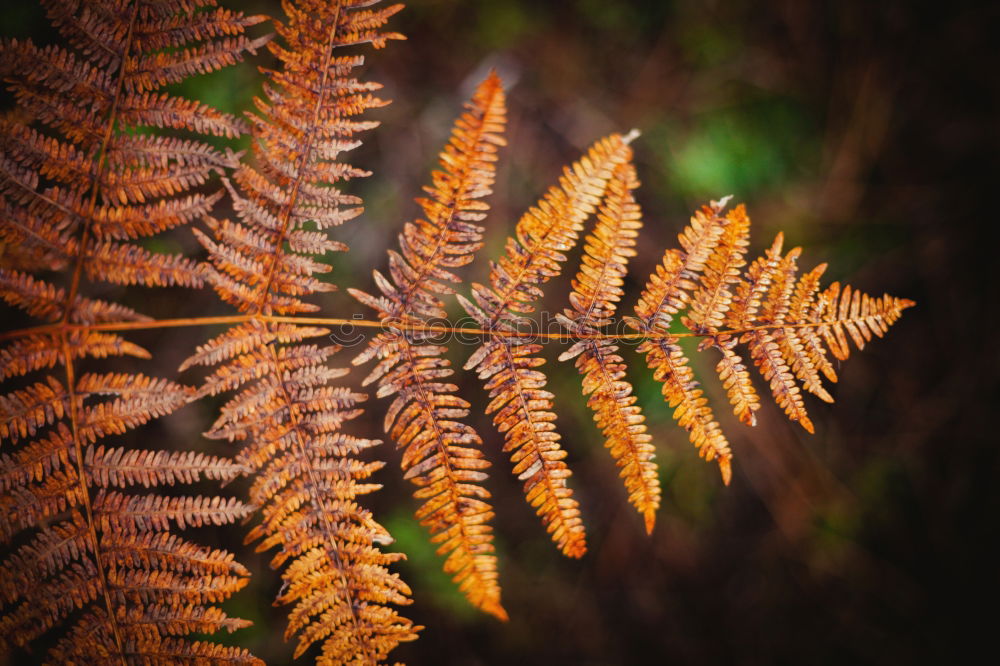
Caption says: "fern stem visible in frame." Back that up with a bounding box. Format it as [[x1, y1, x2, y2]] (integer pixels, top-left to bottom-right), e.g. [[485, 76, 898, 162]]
[[62, 2, 139, 324], [262, 338, 379, 665], [0, 312, 914, 343], [60, 334, 129, 665], [55, 3, 141, 661]]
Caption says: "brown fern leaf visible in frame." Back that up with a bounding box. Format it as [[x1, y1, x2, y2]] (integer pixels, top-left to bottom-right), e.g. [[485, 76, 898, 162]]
[[685, 204, 752, 335], [350, 72, 508, 620], [187, 1, 418, 661], [556, 162, 660, 533], [741, 242, 816, 431], [708, 222, 915, 435], [459, 132, 637, 557], [185, 322, 419, 663], [0, 1, 266, 276], [0, 267, 151, 326], [0, 0, 266, 661], [682, 204, 761, 427], [785, 263, 838, 384], [628, 199, 734, 484], [197, 0, 403, 316], [812, 282, 913, 362], [709, 335, 761, 428], [0, 366, 255, 662], [619, 198, 915, 483]]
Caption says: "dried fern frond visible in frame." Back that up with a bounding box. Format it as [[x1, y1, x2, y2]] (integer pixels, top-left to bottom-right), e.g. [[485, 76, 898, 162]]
[[1, 0, 267, 661], [350, 72, 508, 620], [187, 0, 418, 662], [624, 199, 913, 486], [197, 0, 404, 316], [627, 200, 735, 483], [0, 364, 257, 662], [0, 0, 267, 275], [459, 131, 638, 558], [556, 162, 660, 533], [187, 324, 415, 664]]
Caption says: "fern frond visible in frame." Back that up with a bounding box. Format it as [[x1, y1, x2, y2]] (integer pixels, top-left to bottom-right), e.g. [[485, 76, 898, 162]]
[[1, 0, 266, 661], [711, 335, 761, 427], [460, 132, 637, 557], [85, 446, 249, 488], [615, 197, 913, 487], [744, 243, 814, 431], [684, 203, 752, 334], [557, 162, 659, 533], [188, 0, 418, 661], [641, 333, 734, 484], [1, 267, 151, 325], [349, 71, 508, 620], [629, 200, 747, 484], [0, 361, 257, 659], [0, 1, 916, 655], [814, 282, 912, 360], [0, 3, 265, 280], [199, 0, 403, 316], [681, 204, 761, 426]]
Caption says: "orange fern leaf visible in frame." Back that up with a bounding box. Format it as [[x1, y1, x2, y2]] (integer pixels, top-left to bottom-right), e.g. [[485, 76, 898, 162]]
[[460, 131, 637, 557], [615, 197, 915, 488], [0, 0, 267, 661], [350, 71, 508, 620], [557, 162, 660, 533], [742, 242, 815, 431], [682, 204, 761, 427], [187, 0, 418, 661], [629, 199, 735, 484]]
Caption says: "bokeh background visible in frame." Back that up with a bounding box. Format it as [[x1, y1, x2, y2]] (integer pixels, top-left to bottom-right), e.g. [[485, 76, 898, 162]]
[[2, 0, 997, 664]]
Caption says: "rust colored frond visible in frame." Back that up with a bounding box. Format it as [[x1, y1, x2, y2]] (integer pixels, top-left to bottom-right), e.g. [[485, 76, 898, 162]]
[[85, 446, 248, 488], [0, 1, 917, 656], [813, 282, 913, 361], [198, 0, 404, 316], [461, 132, 637, 557], [350, 72, 507, 620], [683, 204, 762, 426], [1, 267, 151, 325], [711, 336, 761, 427], [616, 197, 913, 486], [188, 324, 417, 663], [640, 335, 733, 484], [628, 199, 734, 483], [0, 361, 257, 661], [0, 0, 265, 661], [685, 204, 752, 334], [187, 1, 418, 661], [631, 199, 731, 334], [743, 244, 814, 432], [0, 2, 266, 278], [557, 162, 659, 533]]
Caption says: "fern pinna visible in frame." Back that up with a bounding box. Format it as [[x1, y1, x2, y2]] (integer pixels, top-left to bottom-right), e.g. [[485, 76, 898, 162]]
[[184, 0, 419, 663], [555, 161, 660, 534], [350, 72, 508, 620], [457, 131, 638, 558], [0, 0, 266, 662]]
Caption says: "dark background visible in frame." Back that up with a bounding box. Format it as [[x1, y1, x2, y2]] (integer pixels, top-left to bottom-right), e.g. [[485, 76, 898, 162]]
[[2, 0, 997, 664]]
